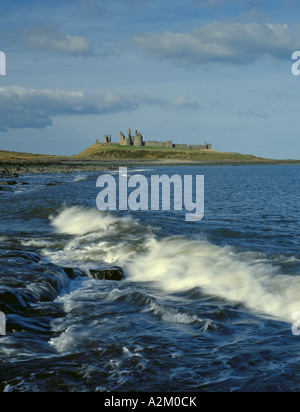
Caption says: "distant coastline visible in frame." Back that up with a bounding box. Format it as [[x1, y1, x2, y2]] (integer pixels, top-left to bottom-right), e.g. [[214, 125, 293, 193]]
[[0, 147, 299, 175]]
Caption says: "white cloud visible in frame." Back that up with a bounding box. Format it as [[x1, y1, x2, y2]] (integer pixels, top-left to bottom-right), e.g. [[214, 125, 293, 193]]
[[170, 96, 199, 108], [0, 86, 198, 131], [134, 22, 295, 66], [19, 24, 93, 57], [0, 86, 139, 131]]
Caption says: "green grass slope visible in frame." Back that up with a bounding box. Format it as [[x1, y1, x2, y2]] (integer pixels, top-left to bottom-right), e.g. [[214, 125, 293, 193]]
[[75, 143, 283, 163]]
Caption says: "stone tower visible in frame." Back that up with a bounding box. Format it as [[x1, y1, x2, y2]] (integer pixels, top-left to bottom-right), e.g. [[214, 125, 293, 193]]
[[104, 135, 111, 144], [120, 131, 131, 145], [128, 129, 132, 145], [133, 130, 143, 147]]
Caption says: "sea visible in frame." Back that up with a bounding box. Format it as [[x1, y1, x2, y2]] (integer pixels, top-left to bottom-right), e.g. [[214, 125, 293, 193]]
[[0, 164, 300, 392]]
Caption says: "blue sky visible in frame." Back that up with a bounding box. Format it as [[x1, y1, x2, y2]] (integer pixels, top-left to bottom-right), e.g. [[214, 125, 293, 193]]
[[0, 0, 300, 158]]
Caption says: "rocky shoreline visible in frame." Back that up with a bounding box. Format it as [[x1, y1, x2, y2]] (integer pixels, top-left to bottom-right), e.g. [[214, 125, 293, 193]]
[[0, 160, 121, 175], [0, 159, 194, 175], [0, 248, 124, 335], [1, 158, 297, 176]]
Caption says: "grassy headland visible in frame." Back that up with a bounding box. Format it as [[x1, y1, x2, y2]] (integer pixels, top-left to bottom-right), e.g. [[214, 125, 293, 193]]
[[0, 144, 299, 175], [77, 143, 263, 161], [76, 143, 300, 164]]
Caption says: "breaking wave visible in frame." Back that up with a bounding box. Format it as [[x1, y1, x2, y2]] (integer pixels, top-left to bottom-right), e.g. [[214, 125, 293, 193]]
[[47, 206, 300, 324]]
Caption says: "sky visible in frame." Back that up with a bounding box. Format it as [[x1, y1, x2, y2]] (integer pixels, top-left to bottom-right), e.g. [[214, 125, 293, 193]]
[[0, 0, 300, 159]]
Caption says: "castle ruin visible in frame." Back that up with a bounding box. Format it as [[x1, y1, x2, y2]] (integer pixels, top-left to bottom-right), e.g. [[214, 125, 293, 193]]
[[100, 129, 211, 150], [104, 134, 112, 144]]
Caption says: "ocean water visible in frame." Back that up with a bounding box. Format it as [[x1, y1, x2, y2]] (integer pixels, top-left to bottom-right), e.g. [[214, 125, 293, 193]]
[[0, 165, 300, 392]]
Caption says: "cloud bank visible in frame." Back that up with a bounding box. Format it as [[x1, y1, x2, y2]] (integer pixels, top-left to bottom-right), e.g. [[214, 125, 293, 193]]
[[0, 86, 139, 131], [0, 86, 197, 131], [18, 24, 93, 57], [134, 22, 296, 66]]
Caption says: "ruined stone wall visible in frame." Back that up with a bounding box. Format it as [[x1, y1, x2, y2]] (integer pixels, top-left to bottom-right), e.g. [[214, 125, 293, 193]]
[[104, 135, 112, 144], [106, 129, 211, 150], [144, 141, 163, 147], [119, 132, 132, 146], [144, 140, 174, 148], [133, 130, 144, 147], [133, 135, 143, 147], [190, 145, 206, 150]]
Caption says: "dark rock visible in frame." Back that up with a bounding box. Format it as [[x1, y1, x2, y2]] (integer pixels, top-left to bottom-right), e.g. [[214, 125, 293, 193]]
[[17, 182, 28, 185], [0, 181, 18, 186], [0, 251, 41, 263], [0, 170, 18, 179], [0, 250, 71, 312], [89, 266, 124, 281], [62, 267, 84, 279], [0, 289, 37, 314], [6, 315, 51, 334]]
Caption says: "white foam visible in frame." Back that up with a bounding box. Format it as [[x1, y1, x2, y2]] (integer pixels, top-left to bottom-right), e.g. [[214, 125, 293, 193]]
[[50, 206, 138, 236], [20, 239, 51, 248], [49, 326, 77, 352], [73, 175, 88, 182], [48, 207, 300, 324], [125, 237, 300, 324], [148, 300, 203, 325], [128, 168, 154, 173]]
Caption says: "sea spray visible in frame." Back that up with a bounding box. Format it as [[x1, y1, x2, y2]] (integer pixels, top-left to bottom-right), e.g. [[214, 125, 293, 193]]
[[49, 206, 300, 324], [1, 165, 299, 391], [50, 206, 139, 236]]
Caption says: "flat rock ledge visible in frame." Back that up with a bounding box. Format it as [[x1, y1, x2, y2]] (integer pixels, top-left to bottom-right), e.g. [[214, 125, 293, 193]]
[[63, 266, 124, 281]]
